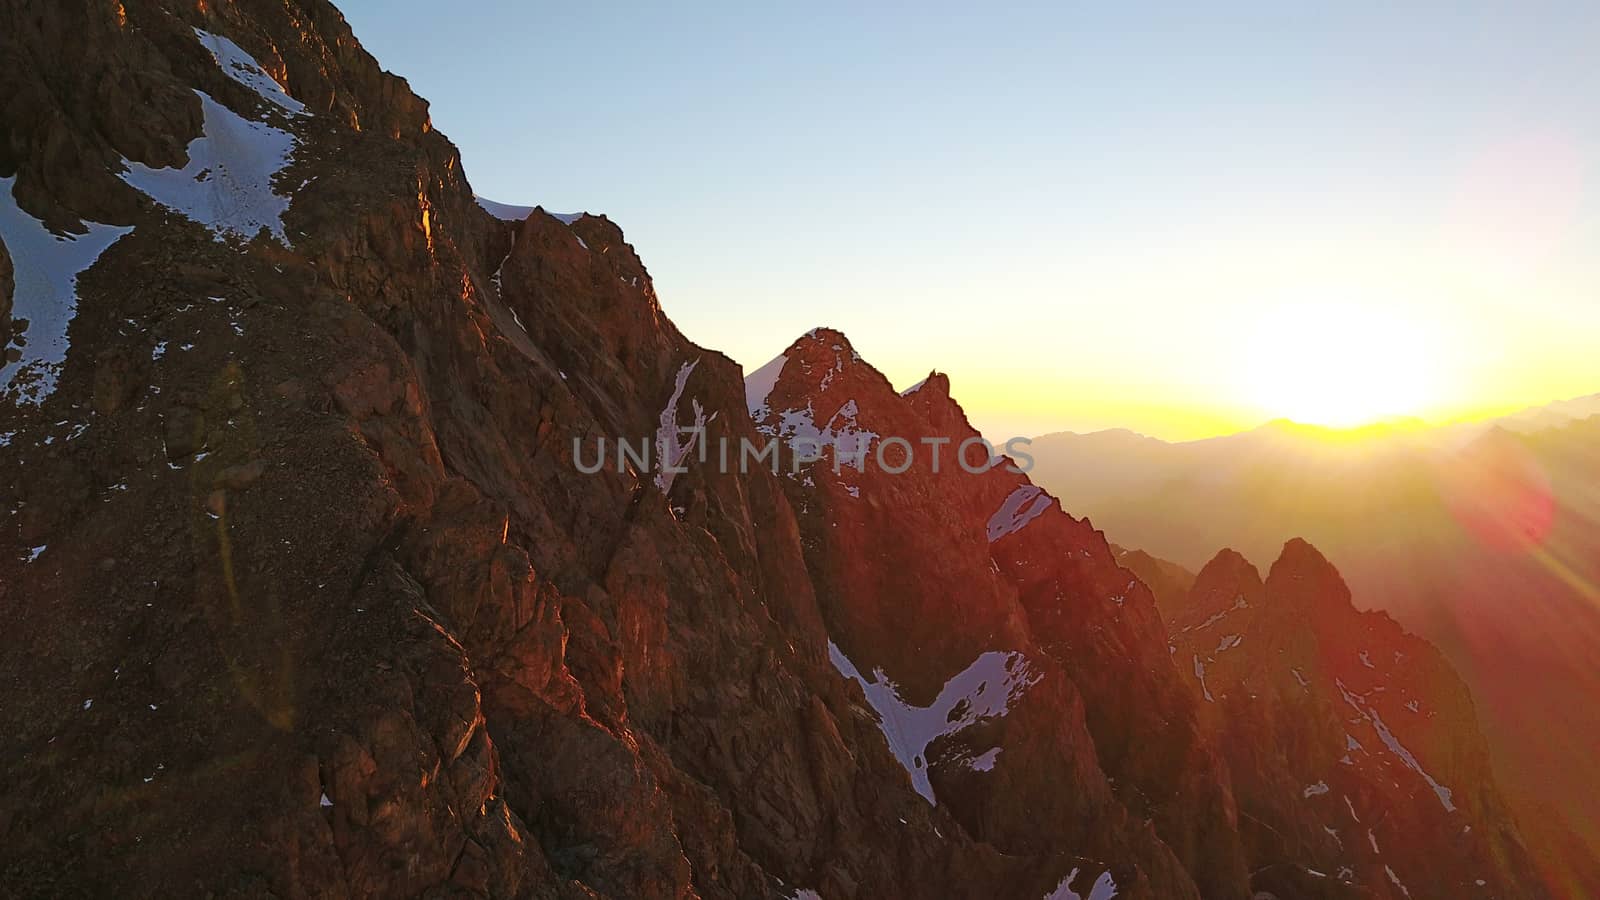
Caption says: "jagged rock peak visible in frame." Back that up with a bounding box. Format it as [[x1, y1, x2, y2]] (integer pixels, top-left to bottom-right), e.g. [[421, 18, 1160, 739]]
[[1267, 537, 1347, 591], [1196, 547, 1259, 583], [787, 325, 863, 370], [747, 328, 989, 452], [744, 326, 893, 423], [1166, 548, 1262, 633], [901, 370, 948, 399], [1168, 532, 1542, 898], [743, 327, 841, 416], [901, 369, 984, 437]]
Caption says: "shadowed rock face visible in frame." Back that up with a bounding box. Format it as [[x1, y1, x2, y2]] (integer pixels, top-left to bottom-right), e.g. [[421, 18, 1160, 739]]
[[0, 3, 1545, 899], [1113, 545, 1196, 617], [1166, 540, 1543, 899]]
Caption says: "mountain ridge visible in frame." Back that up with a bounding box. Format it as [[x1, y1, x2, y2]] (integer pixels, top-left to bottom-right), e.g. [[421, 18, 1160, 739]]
[[1033, 392, 1600, 449], [0, 2, 1554, 898]]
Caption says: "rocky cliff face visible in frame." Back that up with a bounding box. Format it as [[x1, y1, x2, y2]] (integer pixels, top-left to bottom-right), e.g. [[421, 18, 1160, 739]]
[[0, 2, 1545, 898], [1166, 542, 1541, 899], [746, 332, 1241, 898], [748, 331, 1251, 898]]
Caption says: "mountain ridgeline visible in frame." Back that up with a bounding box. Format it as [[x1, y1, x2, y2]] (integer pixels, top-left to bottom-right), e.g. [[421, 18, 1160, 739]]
[[0, 2, 1550, 897], [1028, 410, 1600, 897]]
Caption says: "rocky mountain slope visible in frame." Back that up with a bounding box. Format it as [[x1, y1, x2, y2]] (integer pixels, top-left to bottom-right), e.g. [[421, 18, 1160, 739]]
[[1028, 415, 1600, 897], [749, 332, 1248, 899], [0, 2, 1548, 897], [1165, 542, 1536, 899]]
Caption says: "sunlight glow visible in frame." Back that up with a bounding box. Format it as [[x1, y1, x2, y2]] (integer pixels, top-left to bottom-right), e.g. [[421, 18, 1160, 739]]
[[1242, 297, 1446, 429]]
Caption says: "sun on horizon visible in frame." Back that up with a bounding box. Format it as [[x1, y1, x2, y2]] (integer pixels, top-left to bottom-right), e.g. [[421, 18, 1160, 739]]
[[1238, 298, 1449, 431]]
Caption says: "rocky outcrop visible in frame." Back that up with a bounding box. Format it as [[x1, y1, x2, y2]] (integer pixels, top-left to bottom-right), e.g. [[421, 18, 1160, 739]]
[[1166, 540, 1542, 899]]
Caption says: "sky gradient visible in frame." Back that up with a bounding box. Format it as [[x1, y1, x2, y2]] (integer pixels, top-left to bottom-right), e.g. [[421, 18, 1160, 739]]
[[341, 1, 1599, 440]]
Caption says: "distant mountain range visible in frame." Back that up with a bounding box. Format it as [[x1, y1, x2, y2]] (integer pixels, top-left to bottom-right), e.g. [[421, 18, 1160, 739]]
[[1031, 398, 1600, 897], [1493, 394, 1600, 435]]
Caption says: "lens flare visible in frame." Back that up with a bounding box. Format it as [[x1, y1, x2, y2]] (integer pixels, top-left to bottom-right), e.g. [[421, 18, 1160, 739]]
[[1438, 432, 1556, 553]]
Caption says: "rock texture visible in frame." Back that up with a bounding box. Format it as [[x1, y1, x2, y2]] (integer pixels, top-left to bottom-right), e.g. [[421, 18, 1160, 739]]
[[1166, 542, 1542, 898], [0, 2, 1548, 899], [749, 332, 1250, 898]]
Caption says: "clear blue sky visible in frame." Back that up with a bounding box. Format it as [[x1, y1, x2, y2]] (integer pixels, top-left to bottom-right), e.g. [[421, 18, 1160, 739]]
[[340, 1, 1599, 440]]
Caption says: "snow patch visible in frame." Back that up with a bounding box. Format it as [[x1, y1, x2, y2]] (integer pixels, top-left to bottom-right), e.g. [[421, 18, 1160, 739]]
[[744, 352, 788, 419], [987, 485, 1052, 542], [475, 196, 534, 221], [193, 28, 306, 115], [827, 641, 1039, 804], [768, 400, 878, 470], [1385, 865, 1411, 897], [654, 360, 705, 494], [475, 197, 587, 227], [967, 747, 1001, 772], [1303, 781, 1330, 798], [1337, 679, 1455, 811], [0, 177, 134, 403], [1183, 594, 1248, 633], [121, 91, 297, 242], [1193, 655, 1214, 702], [1043, 868, 1118, 900]]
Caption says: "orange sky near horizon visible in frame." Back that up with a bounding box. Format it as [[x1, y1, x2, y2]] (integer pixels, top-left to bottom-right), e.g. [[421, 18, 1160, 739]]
[[745, 236, 1600, 443], [707, 125, 1600, 444]]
